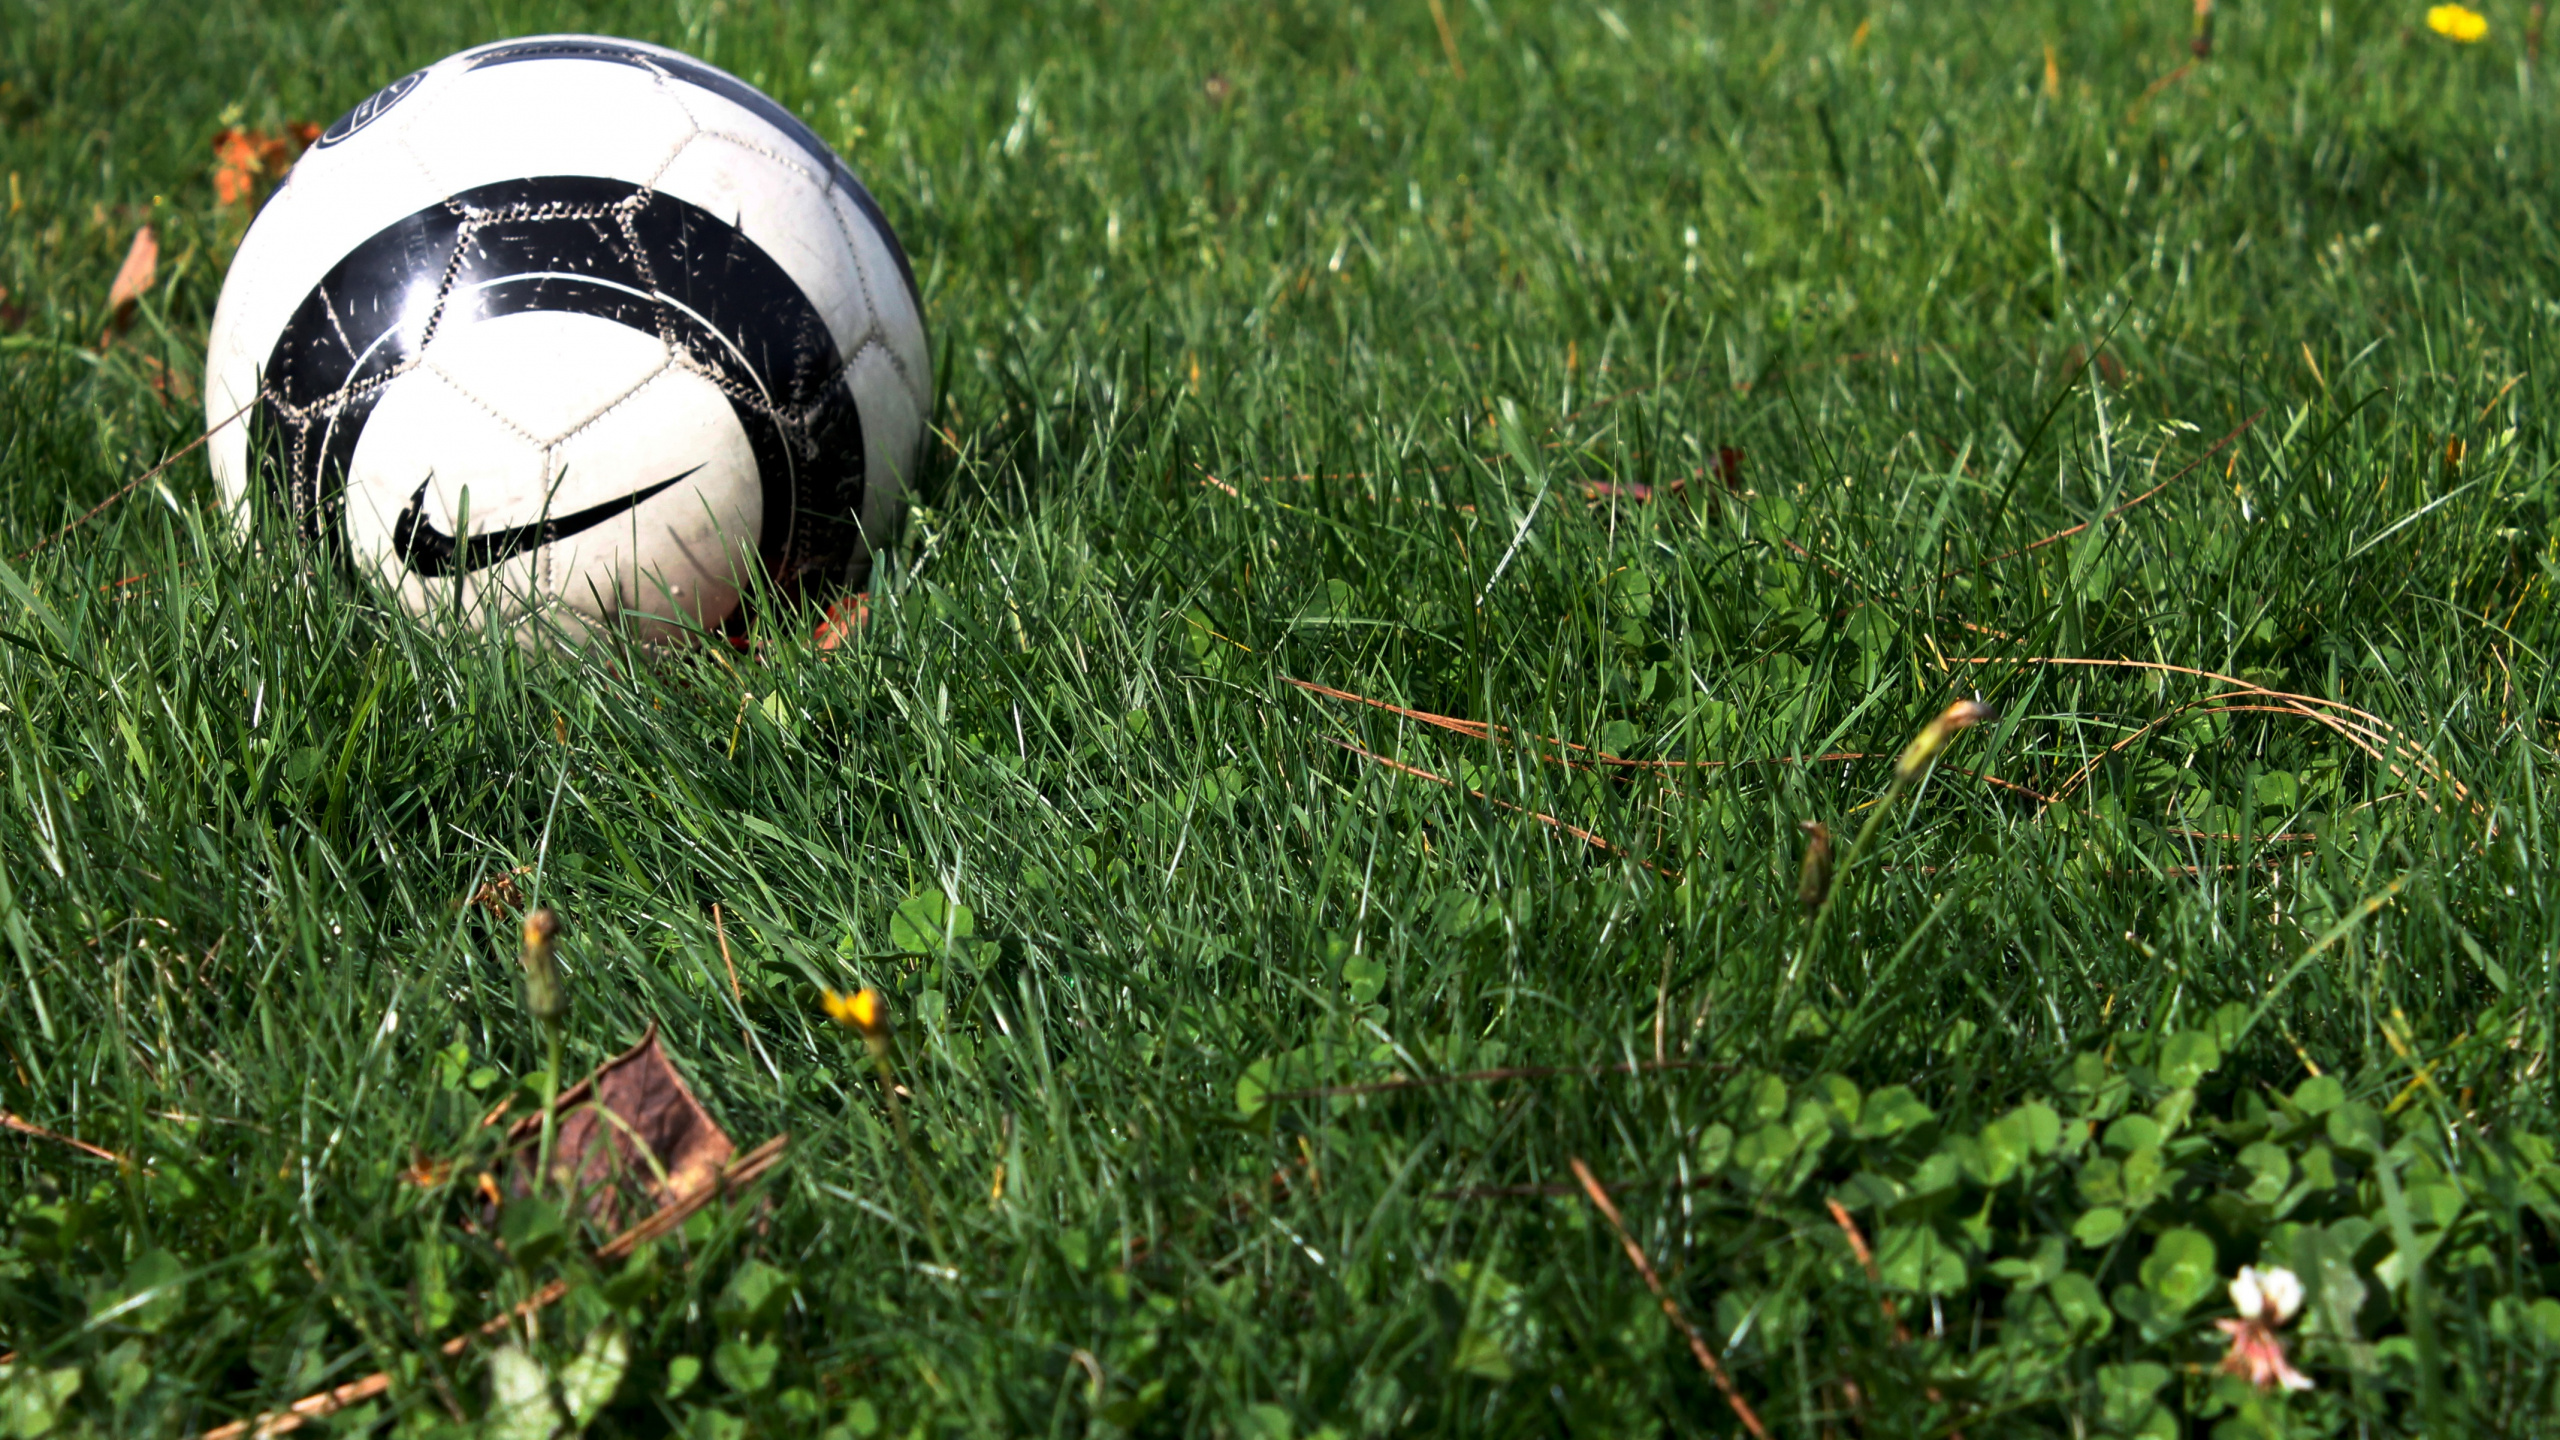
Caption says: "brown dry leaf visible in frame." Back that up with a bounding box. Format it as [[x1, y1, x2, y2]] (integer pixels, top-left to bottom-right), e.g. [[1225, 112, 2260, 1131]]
[[101, 225, 156, 343], [503, 1023, 736, 1226], [0, 285, 23, 333], [469, 865, 532, 917]]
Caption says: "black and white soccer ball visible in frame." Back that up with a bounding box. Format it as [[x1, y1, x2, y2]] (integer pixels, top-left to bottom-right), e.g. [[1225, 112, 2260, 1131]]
[[204, 35, 929, 641]]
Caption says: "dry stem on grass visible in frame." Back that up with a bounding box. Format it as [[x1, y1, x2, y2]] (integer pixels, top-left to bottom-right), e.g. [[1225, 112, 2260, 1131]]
[[1571, 1157, 1769, 1440], [195, 1136, 789, 1440]]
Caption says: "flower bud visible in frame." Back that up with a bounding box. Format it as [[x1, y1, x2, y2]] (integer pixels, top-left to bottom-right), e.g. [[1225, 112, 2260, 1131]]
[[520, 907, 566, 1025], [1893, 700, 1996, 788], [1795, 820, 1834, 916]]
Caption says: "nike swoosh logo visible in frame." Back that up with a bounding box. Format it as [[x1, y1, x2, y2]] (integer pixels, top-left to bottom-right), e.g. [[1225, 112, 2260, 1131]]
[[393, 466, 702, 578]]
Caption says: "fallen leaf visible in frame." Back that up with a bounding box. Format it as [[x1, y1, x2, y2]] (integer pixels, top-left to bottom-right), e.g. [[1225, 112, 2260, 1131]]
[[1581, 480, 1655, 503], [101, 226, 156, 343], [0, 285, 23, 333], [398, 1147, 455, 1188], [2059, 342, 2129, 388], [468, 865, 532, 917], [814, 592, 871, 650], [136, 355, 198, 407], [211, 124, 317, 209], [503, 1023, 736, 1226]]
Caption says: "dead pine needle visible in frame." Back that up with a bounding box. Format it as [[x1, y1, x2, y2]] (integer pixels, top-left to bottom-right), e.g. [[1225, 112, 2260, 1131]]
[[1826, 1199, 1967, 1432], [1426, 0, 1466, 79], [1571, 1158, 1768, 1440], [1325, 736, 1678, 876]]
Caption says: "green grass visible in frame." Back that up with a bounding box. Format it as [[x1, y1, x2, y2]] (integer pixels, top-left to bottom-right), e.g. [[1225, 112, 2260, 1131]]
[[6, 0, 2560, 1434]]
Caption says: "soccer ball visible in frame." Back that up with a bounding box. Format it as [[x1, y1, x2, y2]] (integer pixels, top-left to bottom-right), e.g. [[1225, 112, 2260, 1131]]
[[203, 35, 930, 641]]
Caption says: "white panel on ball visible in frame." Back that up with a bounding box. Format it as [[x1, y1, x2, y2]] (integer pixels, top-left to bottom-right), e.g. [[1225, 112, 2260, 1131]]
[[419, 301, 668, 444], [340, 367, 550, 612], [846, 341, 923, 553], [545, 368, 763, 639], [398, 60, 696, 198]]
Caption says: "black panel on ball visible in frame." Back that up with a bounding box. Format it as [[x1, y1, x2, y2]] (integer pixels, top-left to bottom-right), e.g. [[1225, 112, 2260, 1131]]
[[257, 176, 868, 592]]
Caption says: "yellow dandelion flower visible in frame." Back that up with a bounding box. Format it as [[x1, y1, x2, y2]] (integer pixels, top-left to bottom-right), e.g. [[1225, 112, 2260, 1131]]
[[2428, 4, 2489, 41], [822, 986, 891, 1040]]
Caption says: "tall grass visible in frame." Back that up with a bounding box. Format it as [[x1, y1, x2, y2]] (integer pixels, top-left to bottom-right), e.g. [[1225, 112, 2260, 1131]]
[[3, 0, 2557, 1433]]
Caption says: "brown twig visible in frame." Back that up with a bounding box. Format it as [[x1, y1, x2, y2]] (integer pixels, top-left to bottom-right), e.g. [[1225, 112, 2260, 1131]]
[[197, 1281, 573, 1440], [1289, 676, 2046, 802], [195, 1135, 788, 1440], [1327, 737, 1678, 876], [3, 1109, 135, 1166], [1944, 410, 2262, 580], [1826, 1199, 1967, 1435], [1426, 0, 1466, 79], [596, 1133, 789, 1260], [2126, 60, 2195, 121], [1572, 1158, 1768, 1439], [14, 390, 264, 561], [1826, 1198, 1912, 1342], [1436, 1172, 1721, 1201], [1942, 656, 2476, 820], [1287, 674, 1862, 771]]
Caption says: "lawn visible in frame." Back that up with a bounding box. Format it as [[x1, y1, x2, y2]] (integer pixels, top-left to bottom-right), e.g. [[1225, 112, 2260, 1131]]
[[4, 0, 2559, 1434]]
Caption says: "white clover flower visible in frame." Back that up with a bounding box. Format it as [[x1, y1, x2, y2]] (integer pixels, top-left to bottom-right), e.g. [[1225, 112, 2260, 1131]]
[[2229, 1265, 2305, 1326]]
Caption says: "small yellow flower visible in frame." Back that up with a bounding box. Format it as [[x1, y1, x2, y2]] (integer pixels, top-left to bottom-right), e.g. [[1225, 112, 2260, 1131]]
[[823, 986, 891, 1041], [2428, 4, 2489, 41]]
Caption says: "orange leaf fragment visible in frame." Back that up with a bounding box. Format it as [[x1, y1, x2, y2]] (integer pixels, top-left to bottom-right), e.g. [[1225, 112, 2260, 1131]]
[[211, 124, 316, 208], [814, 591, 871, 650], [103, 225, 157, 339]]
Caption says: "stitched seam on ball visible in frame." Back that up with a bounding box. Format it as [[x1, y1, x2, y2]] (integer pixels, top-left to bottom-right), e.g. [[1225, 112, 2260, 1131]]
[[545, 355, 682, 449], [818, 189, 886, 353], [315, 281, 362, 365], [418, 360, 546, 446], [687, 129, 826, 190], [639, 68, 704, 186]]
